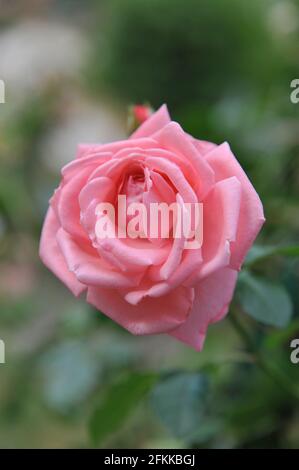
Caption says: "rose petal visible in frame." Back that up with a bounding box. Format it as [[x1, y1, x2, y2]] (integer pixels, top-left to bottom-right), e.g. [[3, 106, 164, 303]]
[[39, 208, 86, 297], [87, 284, 194, 335], [186, 176, 241, 283], [170, 267, 238, 350], [56, 228, 142, 288], [159, 194, 187, 279], [153, 122, 215, 199], [54, 167, 91, 240], [62, 152, 112, 181], [205, 142, 265, 269], [190, 137, 217, 156], [146, 156, 198, 203], [96, 237, 169, 271], [126, 248, 202, 301], [130, 104, 171, 139], [77, 137, 158, 160]]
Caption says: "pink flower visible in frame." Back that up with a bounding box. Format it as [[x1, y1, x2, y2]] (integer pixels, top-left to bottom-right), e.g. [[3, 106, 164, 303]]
[[39, 105, 265, 350]]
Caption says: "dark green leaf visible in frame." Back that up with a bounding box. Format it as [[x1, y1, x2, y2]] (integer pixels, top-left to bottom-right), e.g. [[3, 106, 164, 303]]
[[237, 271, 293, 327], [89, 372, 157, 445]]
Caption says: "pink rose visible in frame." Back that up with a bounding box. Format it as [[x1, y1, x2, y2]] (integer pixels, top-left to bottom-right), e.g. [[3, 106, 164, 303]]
[[39, 105, 265, 350]]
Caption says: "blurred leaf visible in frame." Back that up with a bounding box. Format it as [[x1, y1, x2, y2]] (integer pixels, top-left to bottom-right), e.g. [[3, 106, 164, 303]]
[[89, 372, 157, 445], [237, 271, 293, 328], [93, 332, 137, 371], [0, 172, 32, 227], [62, 304, 96, 336], [0, 296, 35, 325], [150, 372, 209, 440], [263, 319, 299, 350], [189, 419, 222, 444], [39, 340, 99, 413], [281, 259, 299, 314], [245, 244, 299, 266]]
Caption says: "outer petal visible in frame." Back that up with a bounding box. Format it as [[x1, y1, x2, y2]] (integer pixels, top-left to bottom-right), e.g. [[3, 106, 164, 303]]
[[78, 175, 116, 241], [53, 167, 92, 241], [205, 142, 265, 269], [76, 137, 158, 159], [130, 104, 171, 139], [169, 267, 238, 351], [39, 208, 86, 297], [76, 143, 100, 159], [61, 152, 112, 182], [186, 176, 241, 284], [87, 284, 194, 335], [191, 138, 217, 156]]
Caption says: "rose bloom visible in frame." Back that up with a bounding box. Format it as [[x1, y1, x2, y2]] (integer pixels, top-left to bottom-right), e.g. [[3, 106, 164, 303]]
[[40, 105, 265, 350]]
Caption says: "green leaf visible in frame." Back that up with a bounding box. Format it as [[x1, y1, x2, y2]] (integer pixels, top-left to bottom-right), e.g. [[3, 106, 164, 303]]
[[89, 372, 157, 445], [237, 271, 293, 328], [150, 372, 209, 440], [245, 244, 299, 266]]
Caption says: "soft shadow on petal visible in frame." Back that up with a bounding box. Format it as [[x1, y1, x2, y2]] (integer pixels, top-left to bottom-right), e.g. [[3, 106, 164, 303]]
[[205, 142, 265, 270], [62, 152, 112, 180], [56, 228, 142, 289], [87, 284, 194, 335], [39, 207, 86, 297], [186, 176, 241, 284], [191, 137, 217, 156], [169, 267, 238, 351], [152, 122, 215, 199], [54, 167, 92, 241], [77, 137, 158, 161]]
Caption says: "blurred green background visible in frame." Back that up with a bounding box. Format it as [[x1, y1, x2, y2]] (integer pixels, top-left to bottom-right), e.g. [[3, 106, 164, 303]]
[[0, 0, 299, 449]]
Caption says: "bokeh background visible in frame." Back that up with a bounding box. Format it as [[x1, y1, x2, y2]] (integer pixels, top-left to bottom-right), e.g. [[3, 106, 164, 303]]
[[0, 0, 299, 449]]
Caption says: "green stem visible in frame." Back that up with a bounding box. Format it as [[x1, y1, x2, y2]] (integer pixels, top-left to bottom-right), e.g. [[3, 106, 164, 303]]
[[229, 306, 299, 401]]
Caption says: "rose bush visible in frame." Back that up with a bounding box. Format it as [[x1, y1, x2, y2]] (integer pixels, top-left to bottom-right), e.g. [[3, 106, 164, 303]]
[[40, 105, 264, 350]]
